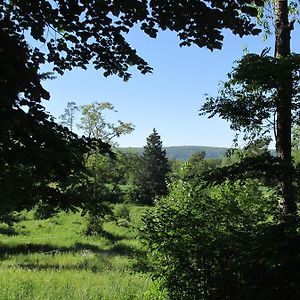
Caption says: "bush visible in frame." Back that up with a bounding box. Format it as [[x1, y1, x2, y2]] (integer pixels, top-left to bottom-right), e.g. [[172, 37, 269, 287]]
[[114, 204, 131, 227], [141, 165, 299, 299], [120, 184, 140, 204]]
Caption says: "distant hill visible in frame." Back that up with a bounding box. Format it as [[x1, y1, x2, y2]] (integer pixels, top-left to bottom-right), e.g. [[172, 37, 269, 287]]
[[119, 146, 228, 161]]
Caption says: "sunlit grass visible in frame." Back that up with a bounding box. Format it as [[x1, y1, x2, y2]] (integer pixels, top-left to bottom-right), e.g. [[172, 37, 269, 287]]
[[0, 205, 166, 299], [0, 268, 154, 300]]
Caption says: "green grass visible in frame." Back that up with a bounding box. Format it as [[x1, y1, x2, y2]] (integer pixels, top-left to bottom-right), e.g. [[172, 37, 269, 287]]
[[0, 205, 167, 299], [0, 269, 153, 300]]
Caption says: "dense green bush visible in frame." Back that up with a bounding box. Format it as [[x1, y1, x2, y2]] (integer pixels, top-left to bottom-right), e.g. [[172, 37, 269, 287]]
[[142, 165, 300, 299]]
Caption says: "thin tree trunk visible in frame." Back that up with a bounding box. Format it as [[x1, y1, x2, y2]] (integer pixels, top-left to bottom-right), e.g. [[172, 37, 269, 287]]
[[274, 0, 297, 219]]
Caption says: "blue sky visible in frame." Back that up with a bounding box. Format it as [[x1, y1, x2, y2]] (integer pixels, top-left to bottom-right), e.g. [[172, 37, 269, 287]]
[[42, 25, 300, 148]]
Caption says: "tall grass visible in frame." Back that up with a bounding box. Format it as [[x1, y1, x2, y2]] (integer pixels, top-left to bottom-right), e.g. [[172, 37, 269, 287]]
[[0, 205, 167, 299], [0, 269, 154, 300]]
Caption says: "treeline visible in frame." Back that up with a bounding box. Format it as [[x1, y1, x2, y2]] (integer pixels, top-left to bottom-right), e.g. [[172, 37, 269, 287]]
[[120, 145, 228, 161]]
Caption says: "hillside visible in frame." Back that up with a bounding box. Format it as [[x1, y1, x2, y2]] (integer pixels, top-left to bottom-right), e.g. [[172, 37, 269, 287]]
[[119, 146, 228, 161]]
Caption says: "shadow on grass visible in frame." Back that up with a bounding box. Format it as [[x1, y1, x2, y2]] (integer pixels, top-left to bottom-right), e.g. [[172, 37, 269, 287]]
[[0, 243, 71, 259], [101, 229, 124, 242], [0, 240, 148, 272], [0, 239, 146, 259], [0, 222, 150, 272], [0, 226, 18, 236], [0, 240, 144, 255], [74, 241, 146, 257]]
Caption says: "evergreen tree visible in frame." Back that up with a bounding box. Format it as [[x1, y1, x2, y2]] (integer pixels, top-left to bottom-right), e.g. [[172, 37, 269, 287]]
[[136, 129, 170, 205]]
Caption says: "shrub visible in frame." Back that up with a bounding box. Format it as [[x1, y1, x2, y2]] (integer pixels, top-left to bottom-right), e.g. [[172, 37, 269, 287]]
[[141, 165, 298, 299], [114, 204, 131, 227]]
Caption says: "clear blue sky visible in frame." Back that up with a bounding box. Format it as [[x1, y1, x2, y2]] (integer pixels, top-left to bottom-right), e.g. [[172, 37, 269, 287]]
[[42, 25, 300, 148]]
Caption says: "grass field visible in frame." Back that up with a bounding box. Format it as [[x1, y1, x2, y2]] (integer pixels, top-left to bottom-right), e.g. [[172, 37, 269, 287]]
[[0, 205, 167, 300]]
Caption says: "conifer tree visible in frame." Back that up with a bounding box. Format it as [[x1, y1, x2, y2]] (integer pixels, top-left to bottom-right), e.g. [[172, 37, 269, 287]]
[[136, 129, 170, 205]]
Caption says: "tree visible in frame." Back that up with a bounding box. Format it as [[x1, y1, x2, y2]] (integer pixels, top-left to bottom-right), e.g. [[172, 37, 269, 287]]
[[60, 101, 79, 132], [113, 150, 143, 203], [136, 129, 170, 205], [75, 102, 135, 231], [187, 151, 207, 176], [273, 0, 296, 218], [76, 101, 134, 203], [78, 102, 134, 145], [201, 0, 300, 222]]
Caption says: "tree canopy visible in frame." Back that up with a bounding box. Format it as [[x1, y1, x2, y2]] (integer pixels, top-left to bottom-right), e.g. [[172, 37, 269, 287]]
[[2, 0, 262, 78]]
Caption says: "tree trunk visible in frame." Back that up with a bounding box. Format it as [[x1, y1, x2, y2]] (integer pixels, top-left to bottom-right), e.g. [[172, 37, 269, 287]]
[[274, 0, 297, 219]]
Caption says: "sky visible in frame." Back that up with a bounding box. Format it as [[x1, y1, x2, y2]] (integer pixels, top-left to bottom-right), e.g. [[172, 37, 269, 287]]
[[42, 24, 300, 148]]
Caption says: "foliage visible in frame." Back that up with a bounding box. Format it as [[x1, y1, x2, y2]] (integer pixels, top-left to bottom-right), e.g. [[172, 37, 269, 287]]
[[0, 110, 109, 219], [201, 47, 300, 218], [201, 53, 300, 140], [206, 140, 276, 186], [84, 213, 105, 236], [0, 4, 111, 217], [180, 151, 221, 182], [135, 129, 170, 205], [78, 102, 134, 145], [168, 158, 184, 181], [115, 150, 143, 203], [292, 125, 300, 164], [33, 201, 58, 220], [2, 0, 261, 79], [142, 164, 300, 299], [84, 153, 120, 202], [82, 149, 141, 206]]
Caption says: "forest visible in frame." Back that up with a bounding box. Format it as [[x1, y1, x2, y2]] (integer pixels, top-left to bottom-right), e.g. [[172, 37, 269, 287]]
[[1, 0, 300, 299]]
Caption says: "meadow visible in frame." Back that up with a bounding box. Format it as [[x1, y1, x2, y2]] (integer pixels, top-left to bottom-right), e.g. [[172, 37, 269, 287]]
[[0, 205, 166, 300]]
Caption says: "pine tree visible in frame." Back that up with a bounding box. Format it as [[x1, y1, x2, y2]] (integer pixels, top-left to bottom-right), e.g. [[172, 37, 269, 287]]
[[136, 129, 170, 205]]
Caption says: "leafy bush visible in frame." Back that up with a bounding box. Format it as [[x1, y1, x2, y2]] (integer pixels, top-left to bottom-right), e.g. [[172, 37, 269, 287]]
[[120, 184, 141, 204], [141, 165, 300, 299], [114, 204, 131, 227]]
